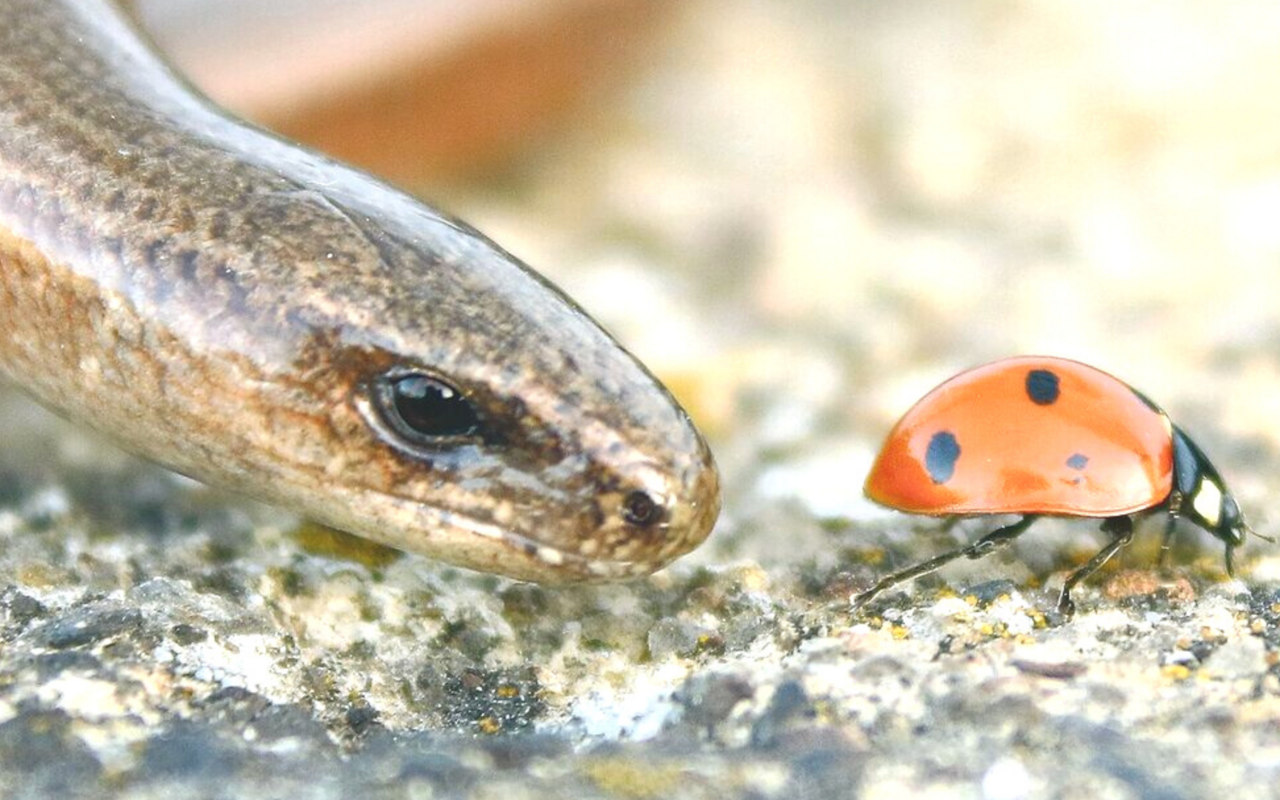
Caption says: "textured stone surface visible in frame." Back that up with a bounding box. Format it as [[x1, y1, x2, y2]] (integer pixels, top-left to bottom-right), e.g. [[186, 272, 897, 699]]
[[5, 1, 1280, 798]]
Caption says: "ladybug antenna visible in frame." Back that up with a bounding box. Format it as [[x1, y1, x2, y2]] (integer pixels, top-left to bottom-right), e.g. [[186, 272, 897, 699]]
[[1246, 523, 1276, 544]]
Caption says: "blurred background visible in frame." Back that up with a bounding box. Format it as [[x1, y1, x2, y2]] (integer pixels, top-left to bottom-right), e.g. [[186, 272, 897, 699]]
[[131, 0, 1280, 570]]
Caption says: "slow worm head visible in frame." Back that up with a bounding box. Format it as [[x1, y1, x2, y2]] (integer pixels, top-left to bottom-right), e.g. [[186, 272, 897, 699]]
[[0, 0, 720, 582]]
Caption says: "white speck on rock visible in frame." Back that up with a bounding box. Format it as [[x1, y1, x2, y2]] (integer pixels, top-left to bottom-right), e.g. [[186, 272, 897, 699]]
[[568, 660, 690, 741], [35, 675, 124, 719], [982, 757, 1033, 800], [930, 597, 972, 619], [175, 633, 296, 702]]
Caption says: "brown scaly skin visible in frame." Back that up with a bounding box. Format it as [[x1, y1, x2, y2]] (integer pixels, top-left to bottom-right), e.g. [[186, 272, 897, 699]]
[[0, 0, 719, 582]]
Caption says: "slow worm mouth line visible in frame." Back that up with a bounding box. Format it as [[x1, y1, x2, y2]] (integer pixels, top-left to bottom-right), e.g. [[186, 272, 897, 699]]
[[419, 503, 652, 580]]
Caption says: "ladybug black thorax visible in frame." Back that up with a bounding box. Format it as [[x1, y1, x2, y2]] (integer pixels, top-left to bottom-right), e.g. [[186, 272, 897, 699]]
[[1169, 425, 1245, 549]]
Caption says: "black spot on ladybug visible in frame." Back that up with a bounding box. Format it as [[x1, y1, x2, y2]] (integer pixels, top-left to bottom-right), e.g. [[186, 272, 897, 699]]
[[1025, 369, 1060, 405], [925, 431, 961, 484], [1066, 453, 1088, 470]]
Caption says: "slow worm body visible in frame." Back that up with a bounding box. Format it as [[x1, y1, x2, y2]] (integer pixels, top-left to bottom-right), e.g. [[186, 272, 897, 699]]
[[0, 0, 719, 581]]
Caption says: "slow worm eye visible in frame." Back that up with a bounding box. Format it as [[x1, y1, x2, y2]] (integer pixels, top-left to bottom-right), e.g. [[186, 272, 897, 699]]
[[373, 372, 482, 444], [622, 490, 666, 528]]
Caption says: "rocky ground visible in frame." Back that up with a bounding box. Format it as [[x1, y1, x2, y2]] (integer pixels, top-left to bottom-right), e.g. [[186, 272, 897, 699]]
[[5, 1, 1280, 798]]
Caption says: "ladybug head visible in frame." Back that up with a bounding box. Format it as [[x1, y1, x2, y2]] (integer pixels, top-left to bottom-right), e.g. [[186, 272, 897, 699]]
[[1204, 489, 1246, 546], [1217, 493, 1246, 576], [1170, 426, 1247, 573]]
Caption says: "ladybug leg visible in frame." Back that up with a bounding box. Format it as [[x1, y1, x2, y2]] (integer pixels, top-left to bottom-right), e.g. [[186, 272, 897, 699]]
[[1158, 512, 1178, 569], [1056, 515, 1135, 617], [852, 515, 1038, 610]]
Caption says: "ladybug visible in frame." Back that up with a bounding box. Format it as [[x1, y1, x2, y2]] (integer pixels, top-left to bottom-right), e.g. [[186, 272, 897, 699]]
[[856, 355, 1265, 616]]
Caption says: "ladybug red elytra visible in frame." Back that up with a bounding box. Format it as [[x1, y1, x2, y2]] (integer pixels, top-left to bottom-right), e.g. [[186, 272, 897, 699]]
[[856, 355, 1266, 616]]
